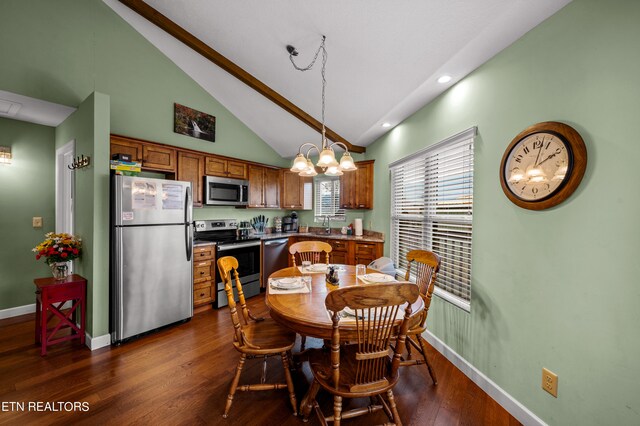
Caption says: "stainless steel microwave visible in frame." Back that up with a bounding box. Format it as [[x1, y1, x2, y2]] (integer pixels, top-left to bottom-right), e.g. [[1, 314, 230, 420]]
[[204, 176, 249, 206]]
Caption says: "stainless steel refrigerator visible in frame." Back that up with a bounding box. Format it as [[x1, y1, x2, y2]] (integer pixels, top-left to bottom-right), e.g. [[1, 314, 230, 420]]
[[111, 175, 193, 343]]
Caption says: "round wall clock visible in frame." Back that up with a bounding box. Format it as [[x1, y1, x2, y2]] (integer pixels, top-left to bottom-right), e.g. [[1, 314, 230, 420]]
[[499, 121, 587, 210]]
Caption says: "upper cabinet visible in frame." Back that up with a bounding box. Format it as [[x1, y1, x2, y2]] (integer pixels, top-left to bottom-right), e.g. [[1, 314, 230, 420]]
[[340, 160, 374, 209], [264, 168, 280, 208], [110, 135, 175, 172], [177, 151, 204, 207], [110, 136, 142, 162], [142, 145, 176, 172], [248, 165, 280, 208], [281, 170, 312, 210], [205, 156, 247, 180]]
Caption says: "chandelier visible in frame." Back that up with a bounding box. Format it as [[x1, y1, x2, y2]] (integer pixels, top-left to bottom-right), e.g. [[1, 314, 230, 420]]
[[287, 36, 357, 177]]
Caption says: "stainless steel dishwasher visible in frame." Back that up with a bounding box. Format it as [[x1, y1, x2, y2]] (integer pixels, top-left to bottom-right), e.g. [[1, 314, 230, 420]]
[[262, 238, 290, 287]]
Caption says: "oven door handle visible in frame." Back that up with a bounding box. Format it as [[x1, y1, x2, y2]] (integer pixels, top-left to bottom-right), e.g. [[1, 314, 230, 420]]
[[217, 241, 261, 252]]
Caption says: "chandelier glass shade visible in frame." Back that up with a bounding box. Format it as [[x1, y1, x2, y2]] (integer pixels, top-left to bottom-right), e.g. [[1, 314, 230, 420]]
[[287, 36, 357, 177]]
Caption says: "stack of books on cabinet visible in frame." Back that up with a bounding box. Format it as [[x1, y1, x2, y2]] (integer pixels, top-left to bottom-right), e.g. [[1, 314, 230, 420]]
[[110, 154, 141, 175]]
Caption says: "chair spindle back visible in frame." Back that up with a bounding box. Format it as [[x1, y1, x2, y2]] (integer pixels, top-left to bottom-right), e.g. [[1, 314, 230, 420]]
[[405, 250, 440, 328], [217, 256, 253, 346], [324, 282, 419, 392], [289, 241, 332, 267]]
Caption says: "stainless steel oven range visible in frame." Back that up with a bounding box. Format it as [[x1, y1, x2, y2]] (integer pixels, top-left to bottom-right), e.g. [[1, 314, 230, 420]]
[[193, 219, 261, 308]]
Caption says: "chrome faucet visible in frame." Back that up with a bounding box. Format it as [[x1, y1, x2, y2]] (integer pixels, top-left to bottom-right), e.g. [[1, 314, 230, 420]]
[[322, 215, 331, 234]]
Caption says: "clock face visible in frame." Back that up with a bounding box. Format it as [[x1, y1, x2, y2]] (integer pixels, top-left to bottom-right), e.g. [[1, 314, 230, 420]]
[[503, 132, 571, 202], [500, 121, 587, 210]]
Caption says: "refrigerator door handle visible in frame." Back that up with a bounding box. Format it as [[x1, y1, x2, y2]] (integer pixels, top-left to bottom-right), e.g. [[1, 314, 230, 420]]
[[185, 185, 193, 261]]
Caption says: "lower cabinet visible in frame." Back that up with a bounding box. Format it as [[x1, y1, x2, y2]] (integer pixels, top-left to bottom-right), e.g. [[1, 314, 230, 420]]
[[328, 239, 350, 264], [354, 241, 381, 266], [193, 244, 215, 307], [290, 237, 383, 266]]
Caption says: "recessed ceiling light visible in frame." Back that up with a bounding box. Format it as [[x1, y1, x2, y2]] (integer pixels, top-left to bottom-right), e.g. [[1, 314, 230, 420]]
[[382, 122, 392, 128], [437, 75, 452, 84]]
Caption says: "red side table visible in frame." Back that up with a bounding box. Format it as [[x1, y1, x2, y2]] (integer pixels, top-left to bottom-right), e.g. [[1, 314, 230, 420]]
[[33, 274, 87, 356]]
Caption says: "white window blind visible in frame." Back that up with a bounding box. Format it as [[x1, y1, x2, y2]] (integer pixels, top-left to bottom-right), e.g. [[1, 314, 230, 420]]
[[390, 127, 475, 311], [314, 177, 345, 221], [303, 181, 313, 210]]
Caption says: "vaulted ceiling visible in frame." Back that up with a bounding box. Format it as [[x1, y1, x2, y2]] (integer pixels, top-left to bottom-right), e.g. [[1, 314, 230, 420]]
[[105, 0, 572, 158]]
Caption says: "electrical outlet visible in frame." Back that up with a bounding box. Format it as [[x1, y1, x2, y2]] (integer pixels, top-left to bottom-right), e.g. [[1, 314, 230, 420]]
[[542, 368, 558, 397], [32, 217, 43, 228]]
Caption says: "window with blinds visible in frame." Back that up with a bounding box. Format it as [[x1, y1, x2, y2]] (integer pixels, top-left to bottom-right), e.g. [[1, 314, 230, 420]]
[[314, 177, 345, 221], [389, 127, 475, 311]]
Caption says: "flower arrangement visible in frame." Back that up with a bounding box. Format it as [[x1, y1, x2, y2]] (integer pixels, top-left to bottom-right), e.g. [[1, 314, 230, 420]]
[[33, 232, 82, 265]]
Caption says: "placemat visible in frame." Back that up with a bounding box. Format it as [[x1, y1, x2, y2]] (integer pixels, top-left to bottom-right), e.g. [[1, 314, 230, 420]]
[[297, 265, 327, 274], [268, 277, 311, 294]]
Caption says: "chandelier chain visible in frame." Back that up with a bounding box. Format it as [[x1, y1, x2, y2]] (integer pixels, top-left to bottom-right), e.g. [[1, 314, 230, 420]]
[[289, 36, 327, 135]]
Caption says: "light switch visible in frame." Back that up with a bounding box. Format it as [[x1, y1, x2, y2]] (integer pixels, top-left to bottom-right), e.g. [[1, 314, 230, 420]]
[[32, 217, 43, 228]]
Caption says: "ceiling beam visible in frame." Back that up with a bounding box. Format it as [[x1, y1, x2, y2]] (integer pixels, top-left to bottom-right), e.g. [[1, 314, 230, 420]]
[[118, 0, 365, 154]]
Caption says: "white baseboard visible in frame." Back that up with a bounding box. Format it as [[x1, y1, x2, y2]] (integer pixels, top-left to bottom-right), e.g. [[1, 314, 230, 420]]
[[86, 332, 111, 350], [422, 330, 547, 426], [0, 303, 36, 319], [1, 303, 110, 351], [0, 301, 77, 320]]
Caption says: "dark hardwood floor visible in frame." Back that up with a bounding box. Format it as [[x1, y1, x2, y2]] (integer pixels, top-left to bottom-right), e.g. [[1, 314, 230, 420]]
[[0, 294, 521, 425]]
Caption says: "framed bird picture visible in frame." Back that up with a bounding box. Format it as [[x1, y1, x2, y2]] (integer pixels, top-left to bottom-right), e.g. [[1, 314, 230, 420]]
[[174, 103, 216, 142]]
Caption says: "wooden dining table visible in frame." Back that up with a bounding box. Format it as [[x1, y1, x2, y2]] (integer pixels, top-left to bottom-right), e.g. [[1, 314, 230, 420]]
[[266, 264, 424, 341]]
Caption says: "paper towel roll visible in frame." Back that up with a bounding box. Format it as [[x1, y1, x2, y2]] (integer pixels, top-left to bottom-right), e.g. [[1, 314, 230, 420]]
[[354, 218, 363, 236]]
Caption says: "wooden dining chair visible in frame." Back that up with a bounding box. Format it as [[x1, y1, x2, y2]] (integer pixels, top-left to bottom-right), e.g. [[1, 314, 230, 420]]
[[397, 249, 441, 384], [289, 240, 332, 350], [300, 282, 419, 425], [289, 240, 332, 267], [216, 256, 298, 418]]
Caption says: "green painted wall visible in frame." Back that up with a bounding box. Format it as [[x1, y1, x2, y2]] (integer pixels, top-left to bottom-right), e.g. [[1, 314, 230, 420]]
[[0, 0, 289, 334], [364, 0, 640, 424], [0, 0, 286, 167], [0, 119, 55, 309], [55, 92, 111, 336]]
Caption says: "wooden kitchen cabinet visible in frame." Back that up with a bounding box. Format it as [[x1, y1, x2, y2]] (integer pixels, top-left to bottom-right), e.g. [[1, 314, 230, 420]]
[[328, 239, 351, 265], [248, 165, 280, 208], [142, 144, 175, 172], [289, 236, 382, 266], [248, 165, 265, 207], [193, 244, 215, 307], [354, 241, 382, 265], [205, 156, 247, 179], [340, 160, 374, 209], [264, 168, 280, 208], [281, 170, 312, 210], [177, 151, 204, 207], [110, 135, 175, 172], [110, 136, 143, 162]]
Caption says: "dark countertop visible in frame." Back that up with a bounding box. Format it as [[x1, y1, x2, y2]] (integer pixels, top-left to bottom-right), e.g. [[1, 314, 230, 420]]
[[193, 240, 216, 246], [193, 230, 385, 246], [259, 232, 384, 244]]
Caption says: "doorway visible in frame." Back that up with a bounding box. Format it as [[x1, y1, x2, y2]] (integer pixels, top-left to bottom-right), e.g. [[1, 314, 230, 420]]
[[55, 140, 75, 236]]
